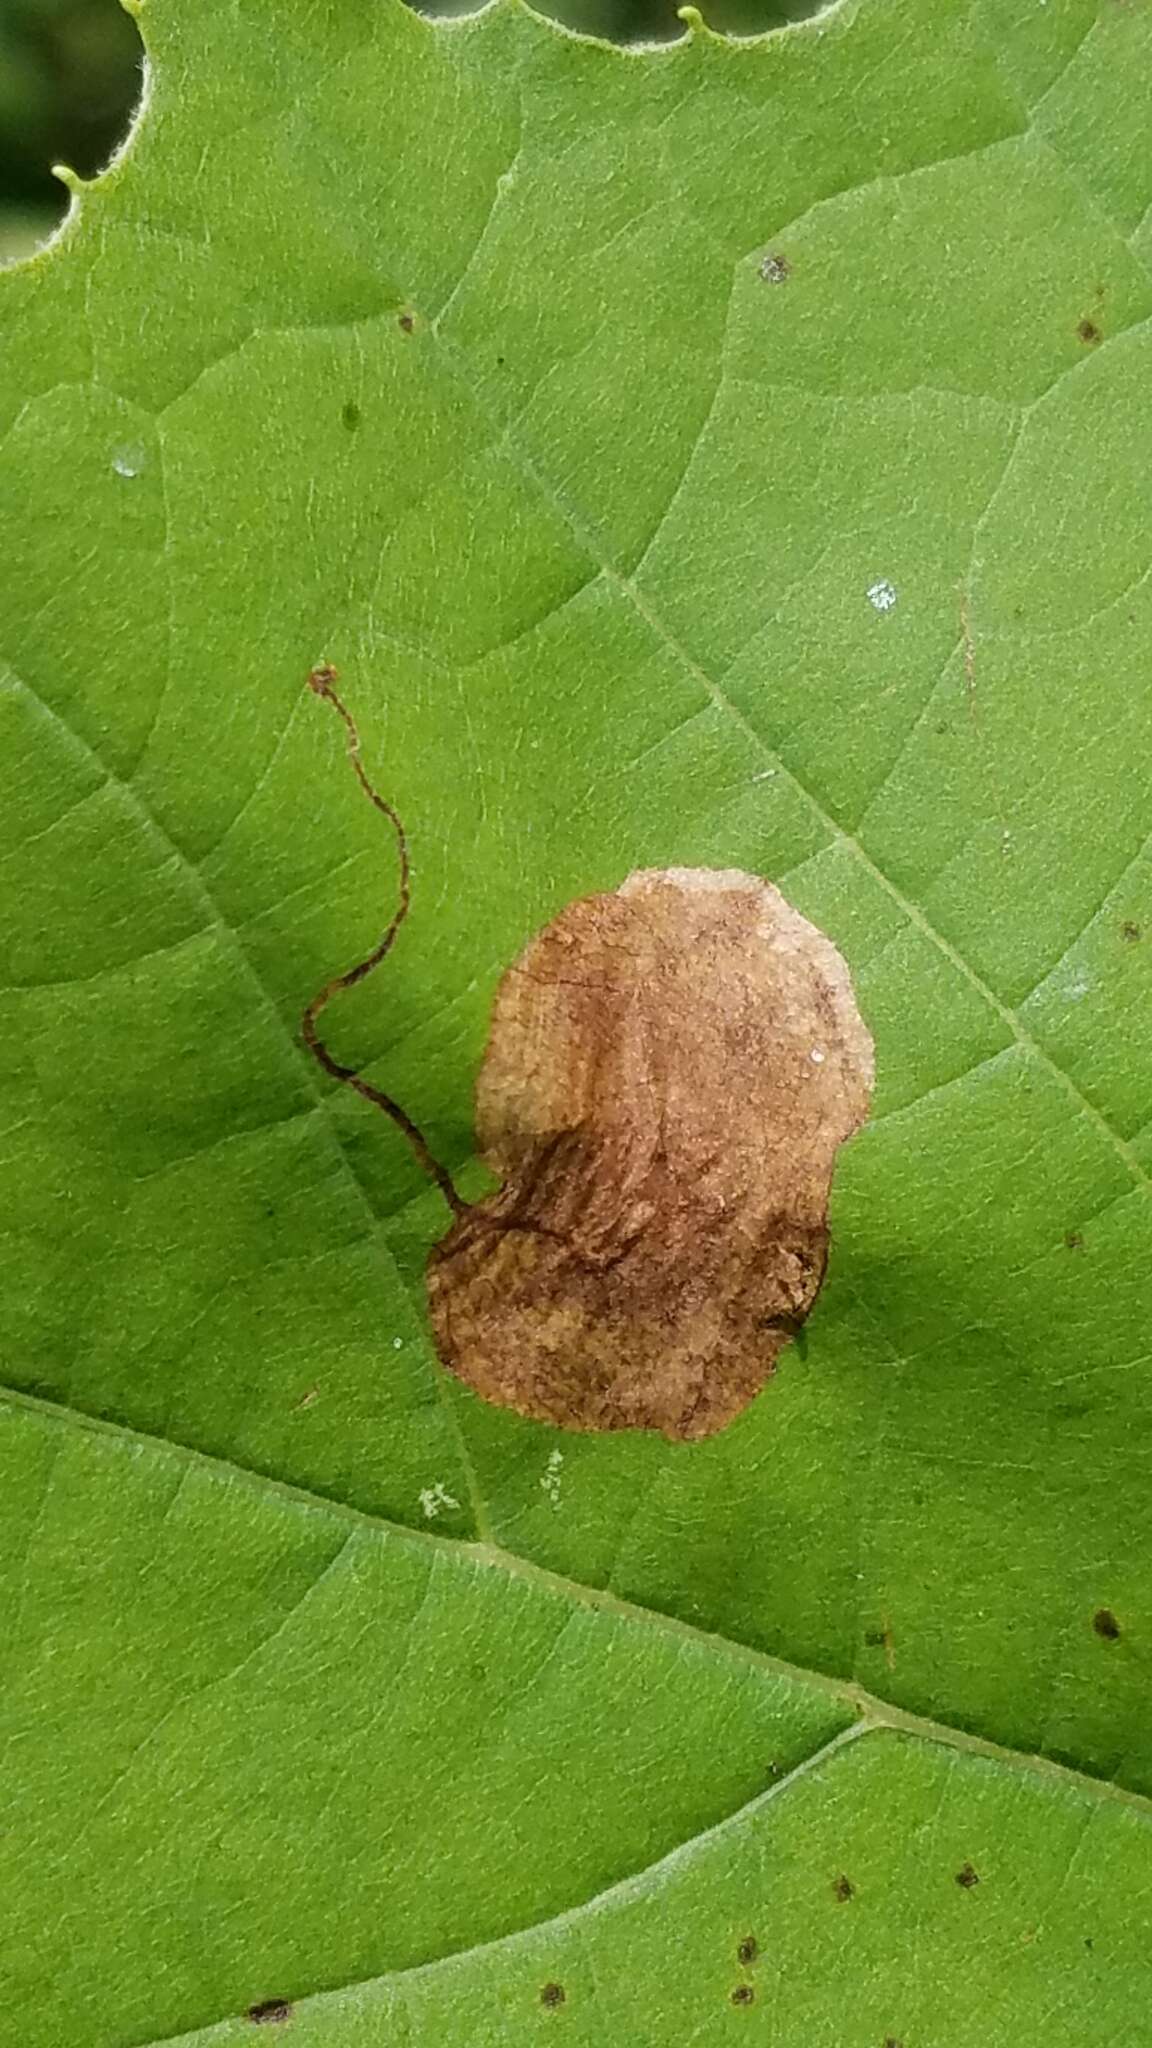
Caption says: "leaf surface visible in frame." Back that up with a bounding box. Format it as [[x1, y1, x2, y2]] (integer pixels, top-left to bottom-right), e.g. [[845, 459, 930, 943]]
[[3, 0, 1152, 2040]]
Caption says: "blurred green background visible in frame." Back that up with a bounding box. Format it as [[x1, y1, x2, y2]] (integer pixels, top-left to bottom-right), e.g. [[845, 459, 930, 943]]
[[0, 0, 816, 265]]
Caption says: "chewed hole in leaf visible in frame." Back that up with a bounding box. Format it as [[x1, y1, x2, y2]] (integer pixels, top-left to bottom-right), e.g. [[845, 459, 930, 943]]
[[402, 0, 829, 50], [3, 0, 145, 252]]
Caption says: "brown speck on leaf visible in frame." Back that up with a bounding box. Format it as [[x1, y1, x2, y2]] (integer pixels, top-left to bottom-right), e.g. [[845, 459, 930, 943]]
[[955, 1862, 980, 1889], [1122, 921, 1142, 943], [540, 1982, 565, 2009], [293, 1386, 320, 1411], [427, 869, 873, 1439], [248, 2001, 292, 2025], [833, 1874, 855, 1902], [863, 1618, 896, 1668], [1077, 318, 1101, 345], [759, 252, 791, 283], [884, 2038, 904, 2047], [1064, 1231, 1084, 1252], [342, 400, 361, 431], [730, 1985, 756, 2006], [736, 1935, 759, 1967], [1093, 1607, 1122, 1640], [398, 311, 416, 333]]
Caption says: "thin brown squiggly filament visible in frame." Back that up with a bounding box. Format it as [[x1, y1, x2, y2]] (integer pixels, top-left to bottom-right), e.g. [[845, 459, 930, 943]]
[[302, 664, 468, 1219]]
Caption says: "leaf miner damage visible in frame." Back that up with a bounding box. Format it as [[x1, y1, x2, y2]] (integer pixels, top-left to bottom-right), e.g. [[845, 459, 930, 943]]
[[428, 868, 872, 1441]]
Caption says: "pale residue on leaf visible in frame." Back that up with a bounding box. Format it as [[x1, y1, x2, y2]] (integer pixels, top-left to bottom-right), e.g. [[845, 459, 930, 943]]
[[540, 1448, 564, 1508], [419, 1481, 461, 1521], [427, 868, 873, 1442]]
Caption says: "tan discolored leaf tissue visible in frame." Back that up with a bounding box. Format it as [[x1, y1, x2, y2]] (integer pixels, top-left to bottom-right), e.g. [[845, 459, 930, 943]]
[[428, 869, 873, 1441]]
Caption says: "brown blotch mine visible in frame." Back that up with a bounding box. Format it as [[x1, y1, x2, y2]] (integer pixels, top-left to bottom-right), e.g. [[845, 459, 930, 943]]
[[398, 311, 416, 333], [759, 252, 791, 283], [540, 1982, 566, 2009], [955, 1862, 980, 1890], [427, 869, 873, 1440], [1093, 1607, 1122, 1640], [736, 1935, 759, 1967], [1077, 318, 1101, 345], [730, 1985, 756, 2006], [833, 1874, 855, 1902], [247, 2000, 292, 2025]]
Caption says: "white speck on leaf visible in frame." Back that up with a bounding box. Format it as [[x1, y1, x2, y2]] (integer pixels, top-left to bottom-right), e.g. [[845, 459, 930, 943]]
[[112, 445, 146, 479], [419, 1481, 460, 1520], [392, 1336, 403, 1350], [810, 1047, 826, 1065], [866, 578, 898, 613], [540, 1449, 564, 1509], [752, 768, 777, 783]]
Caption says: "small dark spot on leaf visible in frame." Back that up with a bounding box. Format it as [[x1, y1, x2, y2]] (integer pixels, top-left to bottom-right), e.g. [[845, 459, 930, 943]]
[[1122, 921, 1142, 943], [1093, 1607, 1121, 1640], [1085, 1936, 1095, 1951], [833, 1874, 855, 1902], [884, 2038, 904, 2047], [342, 401, 361, 431], [955, 1862, 980, 1889], [540, 1983, 565, 2009], [496, 354, 506, 366], [1064, 1231, 1084, 1252], [765, 1759, 784, 1780], [1077, 318, 1101, 346], [398, 312, 416, 333], [864, 1627, 886, 1647], [736, 1935, 759, 1967], [730, 1985, 756, 2006], [759, 252, 791, 284], [248, 2001, 292, 2025]]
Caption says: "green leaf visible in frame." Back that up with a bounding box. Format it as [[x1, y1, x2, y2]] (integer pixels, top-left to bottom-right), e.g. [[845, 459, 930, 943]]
[[3, 0, 1152, 2040]]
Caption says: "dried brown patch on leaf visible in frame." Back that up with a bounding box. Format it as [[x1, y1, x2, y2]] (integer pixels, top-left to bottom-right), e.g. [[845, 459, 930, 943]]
[[427, 869, 872, 1441]]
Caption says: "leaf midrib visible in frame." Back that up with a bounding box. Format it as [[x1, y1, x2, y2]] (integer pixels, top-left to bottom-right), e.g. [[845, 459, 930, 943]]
[[6, 1378, 1150, 1827]]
